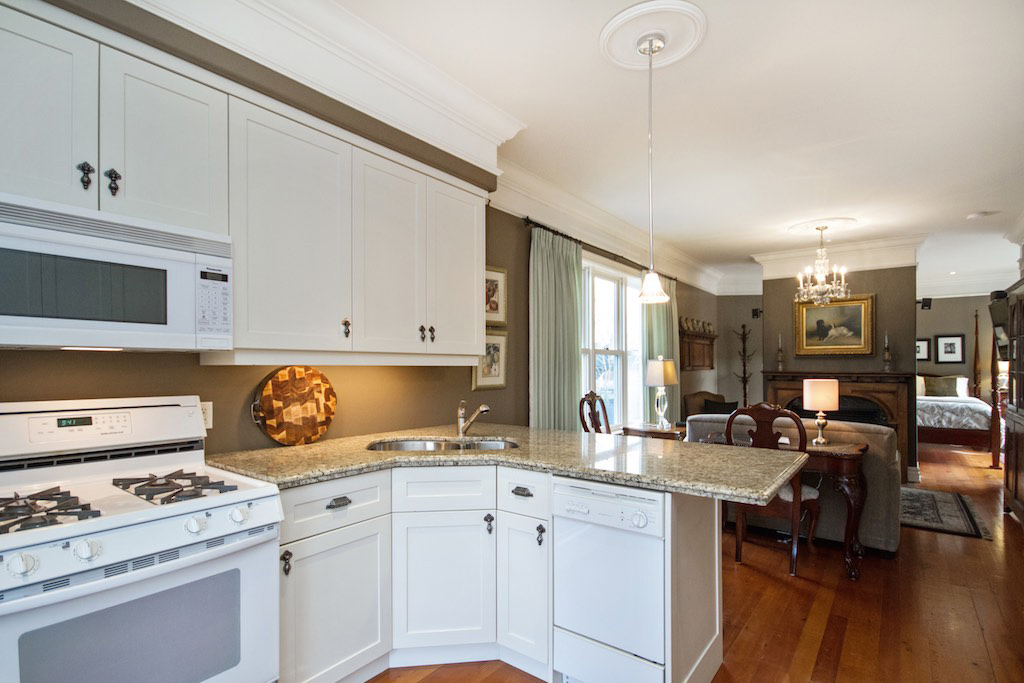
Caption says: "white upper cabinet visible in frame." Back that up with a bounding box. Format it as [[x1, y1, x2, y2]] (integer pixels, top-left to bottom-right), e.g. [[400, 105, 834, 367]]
[[0, 6, 98, 208], [352, 149, 428, 353], [425, 179, 485, 355], [229, 98, 353, 351], [99, 47, 228, 233]]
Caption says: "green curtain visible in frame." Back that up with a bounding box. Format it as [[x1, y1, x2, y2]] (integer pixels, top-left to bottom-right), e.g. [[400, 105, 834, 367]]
[[644, 275, 680, 424], [529, 227, 583, 430]]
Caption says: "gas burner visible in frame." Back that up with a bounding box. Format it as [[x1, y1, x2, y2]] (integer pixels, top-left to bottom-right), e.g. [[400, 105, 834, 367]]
[[113, 470, 238, 505], [0, 487, 101, 534]]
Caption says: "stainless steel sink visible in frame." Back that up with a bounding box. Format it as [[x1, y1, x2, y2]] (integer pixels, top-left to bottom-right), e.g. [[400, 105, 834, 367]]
[[367, 438, 519, 451]]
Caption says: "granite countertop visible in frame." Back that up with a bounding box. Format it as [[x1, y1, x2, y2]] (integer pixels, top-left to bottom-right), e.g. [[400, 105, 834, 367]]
[[207, 424, 807, 505]]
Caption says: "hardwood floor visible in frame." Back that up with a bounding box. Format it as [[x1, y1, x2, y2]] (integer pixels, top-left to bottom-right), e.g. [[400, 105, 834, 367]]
[[370, 443, 1024, 683]]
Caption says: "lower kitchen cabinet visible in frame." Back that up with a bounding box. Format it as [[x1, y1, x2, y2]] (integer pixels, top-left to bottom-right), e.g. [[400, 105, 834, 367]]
[[392, 510, 497, 648], [279, 515, 392, 683], [497, 511, 549, 665]]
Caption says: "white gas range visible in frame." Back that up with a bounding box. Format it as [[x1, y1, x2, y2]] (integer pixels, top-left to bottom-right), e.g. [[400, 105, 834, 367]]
[[0, 395, 282, 683]]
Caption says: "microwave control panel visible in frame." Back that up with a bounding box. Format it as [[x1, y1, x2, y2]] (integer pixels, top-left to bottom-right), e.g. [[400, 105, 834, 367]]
[[195, 263, 232, 348]]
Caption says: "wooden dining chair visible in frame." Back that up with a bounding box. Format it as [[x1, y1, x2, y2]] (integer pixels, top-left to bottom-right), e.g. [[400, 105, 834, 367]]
[[725, 402, 819, 576], [579, 391, 611, 433]]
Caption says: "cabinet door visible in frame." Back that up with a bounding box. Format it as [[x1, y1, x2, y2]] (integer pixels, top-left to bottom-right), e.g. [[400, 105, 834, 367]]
[[425, 179, 485, 355], [497, 511, 549, 664], [352, 149, 427, 353], [0, 6, 98, 208], [99, 47, 228, 233], [229, 98, 353, 351], [393, 510, 496, 648], [280, 515, 391, 683]]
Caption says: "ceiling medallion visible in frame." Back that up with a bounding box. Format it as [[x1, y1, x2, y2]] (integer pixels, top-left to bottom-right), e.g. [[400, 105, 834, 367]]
[[795, 226, 849, 306], [599, 1, 707, 70]]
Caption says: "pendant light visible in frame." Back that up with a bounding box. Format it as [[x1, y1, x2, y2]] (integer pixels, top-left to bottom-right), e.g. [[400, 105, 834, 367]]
[[637, 33, 670, 304]]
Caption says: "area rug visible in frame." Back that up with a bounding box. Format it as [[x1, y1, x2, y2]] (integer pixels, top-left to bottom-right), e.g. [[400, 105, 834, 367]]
[[900, 487, 992, 540]]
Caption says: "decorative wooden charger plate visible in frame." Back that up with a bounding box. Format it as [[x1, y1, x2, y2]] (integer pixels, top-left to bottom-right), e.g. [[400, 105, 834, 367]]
[[252, 366, 337, 446]]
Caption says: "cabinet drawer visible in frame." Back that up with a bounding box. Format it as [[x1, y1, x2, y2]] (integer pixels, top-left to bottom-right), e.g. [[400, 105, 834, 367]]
[[392, 466, 495, 512], [280, 470, 390, 544], [497, 467, 551, 520]]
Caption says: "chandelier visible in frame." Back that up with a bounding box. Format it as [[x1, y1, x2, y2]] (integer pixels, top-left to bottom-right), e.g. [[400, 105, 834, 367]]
[[795, 226, 849, 306]]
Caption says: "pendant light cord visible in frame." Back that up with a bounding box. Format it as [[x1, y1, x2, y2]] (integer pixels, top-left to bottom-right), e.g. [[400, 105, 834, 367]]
[[647, 36, 655, 272]]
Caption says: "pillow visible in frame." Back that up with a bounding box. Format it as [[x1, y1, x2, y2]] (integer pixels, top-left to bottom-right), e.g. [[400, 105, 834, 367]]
[[924, 376, 959, 397], [953, 376, 969, 398], [703, 399, 739, 414], [915, 375, 926, 396]]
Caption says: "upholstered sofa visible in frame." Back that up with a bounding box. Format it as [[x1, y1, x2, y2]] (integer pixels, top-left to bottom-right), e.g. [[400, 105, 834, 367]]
[[685, 414, 901, 552]]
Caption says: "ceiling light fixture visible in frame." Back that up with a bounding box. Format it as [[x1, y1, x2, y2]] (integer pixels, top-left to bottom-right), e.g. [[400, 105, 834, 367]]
[[636, 33, 670, 305], [795, 226, 849, 306]]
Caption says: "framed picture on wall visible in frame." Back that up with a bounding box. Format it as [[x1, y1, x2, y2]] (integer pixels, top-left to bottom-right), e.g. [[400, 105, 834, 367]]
[[794, 294, 874, 356], [934, 334, 965, 364], [915, 338, 930, 361], [485, 267, 508, 326], [473, 330, 508, 390]]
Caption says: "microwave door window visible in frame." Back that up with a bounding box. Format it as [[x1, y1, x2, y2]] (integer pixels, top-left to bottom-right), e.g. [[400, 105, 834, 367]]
[[0, 247, 167, 324]]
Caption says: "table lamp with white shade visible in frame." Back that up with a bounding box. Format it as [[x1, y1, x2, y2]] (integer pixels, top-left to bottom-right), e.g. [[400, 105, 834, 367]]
[[803, 378, 840, 445], [646, 355, 679, 429]]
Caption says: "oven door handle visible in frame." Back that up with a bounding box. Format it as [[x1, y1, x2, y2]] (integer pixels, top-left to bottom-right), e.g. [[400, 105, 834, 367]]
[[0, 529, 277, 618]]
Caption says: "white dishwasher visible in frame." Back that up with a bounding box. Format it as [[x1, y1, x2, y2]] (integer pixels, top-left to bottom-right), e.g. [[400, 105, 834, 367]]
[[552, 477, 666, 683]]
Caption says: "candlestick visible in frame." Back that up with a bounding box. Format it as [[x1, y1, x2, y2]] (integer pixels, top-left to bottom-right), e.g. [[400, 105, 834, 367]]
[[778, 333, 782, 349]]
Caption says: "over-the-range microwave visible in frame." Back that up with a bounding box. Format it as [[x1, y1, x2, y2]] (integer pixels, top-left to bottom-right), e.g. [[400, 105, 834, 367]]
[[0, 195, 232, 351]]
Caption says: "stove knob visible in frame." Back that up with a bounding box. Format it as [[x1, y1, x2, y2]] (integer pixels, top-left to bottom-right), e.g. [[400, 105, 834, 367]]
[[631, 511, 649, 529], [228, 507, 248, 525], [73, 539, 102, 562], [6, 552, 38, 578], [184, 516, 206, 535]]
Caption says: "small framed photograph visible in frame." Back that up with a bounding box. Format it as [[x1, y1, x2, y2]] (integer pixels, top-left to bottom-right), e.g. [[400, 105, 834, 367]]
[[915, 338, 930, 361], [485, 266, 508, 326], [934, 334, 965, 364], [473, 330, 508, 390]]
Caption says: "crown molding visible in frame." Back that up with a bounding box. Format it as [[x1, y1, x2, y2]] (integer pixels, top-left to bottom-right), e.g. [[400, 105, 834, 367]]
[[1007, 208, 1024, 246], [490, 159, 724, 294], [918, 268, 1020, 299], [123, 0, 525, 174], [714, 265, 764, 296], [752, 234, 926, 281]]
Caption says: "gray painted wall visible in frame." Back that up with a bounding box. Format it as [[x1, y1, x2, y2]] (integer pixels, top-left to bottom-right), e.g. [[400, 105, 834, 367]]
[[677, 281, 719, 405], [716, 295, 763, 406], [916, 295, 995, 402]]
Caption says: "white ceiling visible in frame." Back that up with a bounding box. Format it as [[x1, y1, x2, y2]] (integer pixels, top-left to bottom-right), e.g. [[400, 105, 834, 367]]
[[332, 0, 1024, 282]]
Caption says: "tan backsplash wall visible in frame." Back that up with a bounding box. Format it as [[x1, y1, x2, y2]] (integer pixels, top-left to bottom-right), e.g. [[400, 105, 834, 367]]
[[0, 206, 529, 454], [716, 295, 764, 406], [916, 294, 995, 402]]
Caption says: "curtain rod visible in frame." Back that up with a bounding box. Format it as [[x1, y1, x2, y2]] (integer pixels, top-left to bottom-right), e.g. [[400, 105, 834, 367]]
[[523, 216, 678, 282]]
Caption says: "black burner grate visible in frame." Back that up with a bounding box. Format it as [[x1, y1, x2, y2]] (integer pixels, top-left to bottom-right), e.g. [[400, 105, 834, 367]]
[[113, 470, 238, 505], [0, 487, 101, 534]]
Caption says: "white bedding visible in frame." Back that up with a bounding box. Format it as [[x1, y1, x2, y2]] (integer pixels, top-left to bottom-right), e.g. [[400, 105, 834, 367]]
[[916, 396, 992, 430]]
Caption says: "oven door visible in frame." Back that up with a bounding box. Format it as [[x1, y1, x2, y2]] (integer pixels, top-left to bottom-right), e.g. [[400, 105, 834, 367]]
[[0, 223, 199, 350], [0, 534, 279, 683]]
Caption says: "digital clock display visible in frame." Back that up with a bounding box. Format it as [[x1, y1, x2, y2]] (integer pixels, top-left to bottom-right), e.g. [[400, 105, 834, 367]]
[[57, 416, 93, 429]]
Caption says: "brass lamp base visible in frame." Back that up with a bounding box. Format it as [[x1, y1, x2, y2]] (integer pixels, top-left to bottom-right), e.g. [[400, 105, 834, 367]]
[[812, 410, 829, 445]]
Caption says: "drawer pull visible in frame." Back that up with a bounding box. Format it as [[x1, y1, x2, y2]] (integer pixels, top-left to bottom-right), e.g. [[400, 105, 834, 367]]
[[484, 513, 494, 534], [104, 168, 121, 196], [342, 319, 351, 338], [326, 496, 352, 510], [280, 550, 293, 576], [536, 524, 546, 546], [511, 486, 534, 498], [76, 161, 95, 190]]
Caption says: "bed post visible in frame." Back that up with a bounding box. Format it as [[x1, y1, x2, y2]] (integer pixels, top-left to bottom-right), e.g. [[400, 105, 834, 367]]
[[990, 330, 1002, 469], [973, 310, 982, 399]]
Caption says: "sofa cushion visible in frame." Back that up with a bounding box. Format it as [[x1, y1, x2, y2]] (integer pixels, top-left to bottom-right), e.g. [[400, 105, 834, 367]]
[[776, 484, 821, 503], [703, 399, 738, 415]]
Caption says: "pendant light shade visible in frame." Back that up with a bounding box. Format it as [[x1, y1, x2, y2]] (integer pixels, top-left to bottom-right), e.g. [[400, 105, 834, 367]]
[[639, 270, 669, 303]]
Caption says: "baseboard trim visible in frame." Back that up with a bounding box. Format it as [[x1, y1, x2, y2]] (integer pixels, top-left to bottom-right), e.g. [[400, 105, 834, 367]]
[[338, 654, 390, 683], [907, 465, 921, 483], [389, 642, 499, 668]]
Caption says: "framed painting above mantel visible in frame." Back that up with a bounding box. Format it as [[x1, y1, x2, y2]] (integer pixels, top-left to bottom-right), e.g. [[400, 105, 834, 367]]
[[794, 294, 875, 356]]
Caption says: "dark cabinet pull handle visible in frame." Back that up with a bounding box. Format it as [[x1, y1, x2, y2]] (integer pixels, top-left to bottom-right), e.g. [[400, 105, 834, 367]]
[[536, 524, 546, 546], [428, 326, 436, 342], [280, 550, 293, 576], [342, 320, 351, 338], [419, 325, 426, 342], [104, 168, 121, 196], [512, 486, 534, 498], [326, 496, 351, 510], [484, 513, 494, 534], [76, 162, 95, 190]]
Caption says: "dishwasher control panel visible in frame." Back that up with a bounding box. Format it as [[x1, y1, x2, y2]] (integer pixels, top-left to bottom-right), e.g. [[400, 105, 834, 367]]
[[552, 477, 664, 537]]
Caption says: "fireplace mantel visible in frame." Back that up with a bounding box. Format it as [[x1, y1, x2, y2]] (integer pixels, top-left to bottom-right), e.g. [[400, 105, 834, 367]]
[[764, 371, 914, 482]]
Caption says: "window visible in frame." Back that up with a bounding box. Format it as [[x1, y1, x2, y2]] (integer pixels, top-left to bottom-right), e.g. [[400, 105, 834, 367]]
[[581, 258, 643, 430]]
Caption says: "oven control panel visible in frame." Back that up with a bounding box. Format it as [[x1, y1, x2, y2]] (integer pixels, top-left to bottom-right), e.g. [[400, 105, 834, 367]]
[[29, 412, 131, 443]]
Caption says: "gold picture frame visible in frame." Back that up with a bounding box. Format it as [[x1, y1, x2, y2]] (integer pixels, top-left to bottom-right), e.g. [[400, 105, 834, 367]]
[[794, 294, 874, 356], [472, 330, 508, 390], [485, 266, 508, 326]]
